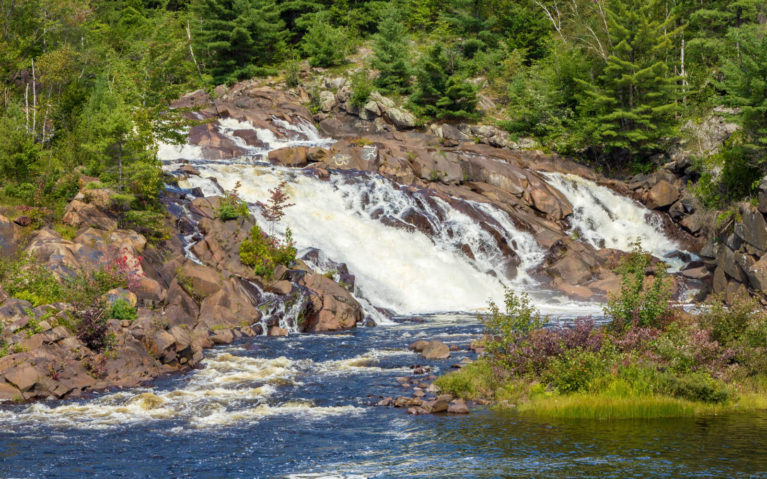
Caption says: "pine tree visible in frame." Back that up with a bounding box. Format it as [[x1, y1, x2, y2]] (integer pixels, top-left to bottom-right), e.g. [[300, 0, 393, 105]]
[[191, 0, 286, 84], [371, 9, 411, 94], [578, 0, 680, 158], [301, 16, 349, 67], [410, 44, 478, 120]]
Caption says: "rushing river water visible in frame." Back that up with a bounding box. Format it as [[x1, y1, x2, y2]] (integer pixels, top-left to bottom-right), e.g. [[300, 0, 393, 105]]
[[2, 315, 767, 478], [0, 117, 760, 477]]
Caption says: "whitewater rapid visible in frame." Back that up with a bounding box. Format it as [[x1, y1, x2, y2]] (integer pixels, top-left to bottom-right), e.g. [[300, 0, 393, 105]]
[[542, 172, 690, 271]]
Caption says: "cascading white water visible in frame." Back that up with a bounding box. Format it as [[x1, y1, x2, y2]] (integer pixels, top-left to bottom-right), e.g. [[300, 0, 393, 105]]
[[160, 118, 552, 314], [542, 172, 690, 271], [180, 165, 542, 314]]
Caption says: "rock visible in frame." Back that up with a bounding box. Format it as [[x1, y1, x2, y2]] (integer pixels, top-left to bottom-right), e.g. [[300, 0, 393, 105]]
[[3, 364, 39, 392], [198, 278, 261, 330], [319, 90, 337, 112], [364, 100, 381, 117], [268, 326, 289, 337], [268, 146, 309, 167], [420, 340, 450, 360], [62, 200, 117, 230], [211, 329, 235, 344], [0, 215, 18, 257], [377, 397, 394, 407], [759, 177, 767, 214], [384, 108, 416, 130], [103, 288, 138, 308], [423, 396, 450, 413], [646, 180, 680, 209], [447, 398, 470, 414], [180, 164, 201, 176], [152, 330, 177, 362], [179, 262, 223, 300], [408, 340, 429, 352], [549, 254, 593, 285], [747, 255, 767, 294], [735, 206, 767, 252], [298, 273, 363, 332], [267, 280, 292, 295]]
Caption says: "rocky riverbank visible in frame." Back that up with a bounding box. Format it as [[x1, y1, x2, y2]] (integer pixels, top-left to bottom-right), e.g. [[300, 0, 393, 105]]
[[0, 177, 364, 402]]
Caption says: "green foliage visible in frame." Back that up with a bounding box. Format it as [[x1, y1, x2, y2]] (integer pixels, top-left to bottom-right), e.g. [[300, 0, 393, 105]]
[[576, 0, 680, 157], [301, 18, 349, 68], [239, 225, 297, 279], [410, 44, 478, 120], [545, 349, 608, 394], [480, 289, 543, 357], [0, 254, 63, 307], [191, 0, 286, 84], [349, 72, 374, 108], [106, 299, 138, 321], [605, 241, 672, 331], [217, 188, 249, 221], [371, 7, 411, 94]]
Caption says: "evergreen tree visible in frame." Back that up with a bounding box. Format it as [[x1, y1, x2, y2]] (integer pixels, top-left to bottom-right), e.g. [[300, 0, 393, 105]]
[[410, 44, 478, 120], [371, 8, 411, 93], [723, 24, 767, 149], [301, 16, 349, 67], [578, 0, 680, 158], [191, 0, 286, 84]]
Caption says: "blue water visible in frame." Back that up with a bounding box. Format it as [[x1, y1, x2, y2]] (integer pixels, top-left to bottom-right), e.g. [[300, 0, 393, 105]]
[[1, 315, 766, 478]]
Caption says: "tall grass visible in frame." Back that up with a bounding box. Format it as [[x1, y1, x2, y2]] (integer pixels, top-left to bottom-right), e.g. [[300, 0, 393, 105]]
[[518, 394, 728, 419]]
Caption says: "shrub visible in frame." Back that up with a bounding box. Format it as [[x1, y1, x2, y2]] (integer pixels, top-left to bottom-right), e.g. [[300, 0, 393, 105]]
[[301, 19, 348, 68], [658, 371, 731, 404], [480, 289, 543, 357], [702, 295, 765, 346], [545, 348, 608, 394], [0, 253, 63, 306], [239, 225, 296, 280], [121, 210, 169, 243], [349, 71, 373, 108], [217, 182, 249, 221], [605, 241, 672, 331], [106, 299, 137, 321], [76, 306, 110, 352]]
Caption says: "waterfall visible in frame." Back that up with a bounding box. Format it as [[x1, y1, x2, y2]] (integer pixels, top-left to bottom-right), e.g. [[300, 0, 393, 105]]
[[542, 172, 691, 271]]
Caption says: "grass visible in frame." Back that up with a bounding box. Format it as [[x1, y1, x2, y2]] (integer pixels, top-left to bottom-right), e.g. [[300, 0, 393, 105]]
[[436, 358, 767, 420]]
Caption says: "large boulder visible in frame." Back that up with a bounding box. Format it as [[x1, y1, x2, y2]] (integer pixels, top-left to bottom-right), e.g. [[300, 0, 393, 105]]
[[198, 278, 261, 330], [384, 108, 416, 130], [735, 206, 767, 252], [62, 200, 117, 230], [298, 272, 363, 332], [268, 146, 308, 167], [420, 340, 450, 360], [0, 215, 18, 257], [645, 180, 680, 209]]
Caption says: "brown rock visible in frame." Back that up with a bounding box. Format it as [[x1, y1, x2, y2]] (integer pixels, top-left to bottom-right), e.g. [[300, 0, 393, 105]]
[[268, 146, 308, 167], [268, 326, 289, 337], [198, 278, 261, 330], [3, 364, 39, 392], [179, 262, 222, 299], [211, 329, 235, 344], [646, 180, 680, 209], [267, 280, 292, 295], [550, 254, 593, 285], [420, 340, 450, 360], [298, 273, 363, 332], [408, 340, 429, 352], [735, 207, 767, 252], [448, 398, 470, 414]]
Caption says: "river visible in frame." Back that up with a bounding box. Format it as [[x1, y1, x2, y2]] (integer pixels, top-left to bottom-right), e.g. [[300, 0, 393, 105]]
[[0, 116, 762, 478]]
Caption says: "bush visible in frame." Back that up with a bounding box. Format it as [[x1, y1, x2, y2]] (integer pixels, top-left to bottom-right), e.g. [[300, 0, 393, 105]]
[[301, 19, 349, 68], [239, 225, 296, 279], [106, 298, 137, 321], [480, 289, 543, 357], [349, 71, 373, 108], [545, 348, 609, 394], [658, 371, 731, 404], [0, 254, 63, 306], [217, 188, 249, 221], [76, 306, 110, 352], [604, 241, 672, 331]]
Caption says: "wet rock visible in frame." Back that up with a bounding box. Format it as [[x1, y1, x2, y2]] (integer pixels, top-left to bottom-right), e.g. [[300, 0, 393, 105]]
[[420, 340, 450, 360], [198, 278, 261, 330], [211, 329, 235, 344], [377, 397, 394, 407], [423, 396, 450, 413], [266, 280, 292, 296], [448, 398, 470, 414], [408, 340, 429, 353], [269, 146, 309, 167], [298, 272, 363, 332], [268, 326, 289, 337]]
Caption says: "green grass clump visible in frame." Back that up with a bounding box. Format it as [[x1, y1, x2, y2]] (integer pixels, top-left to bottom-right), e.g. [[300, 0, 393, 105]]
[[518, 394, 726, 420]]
